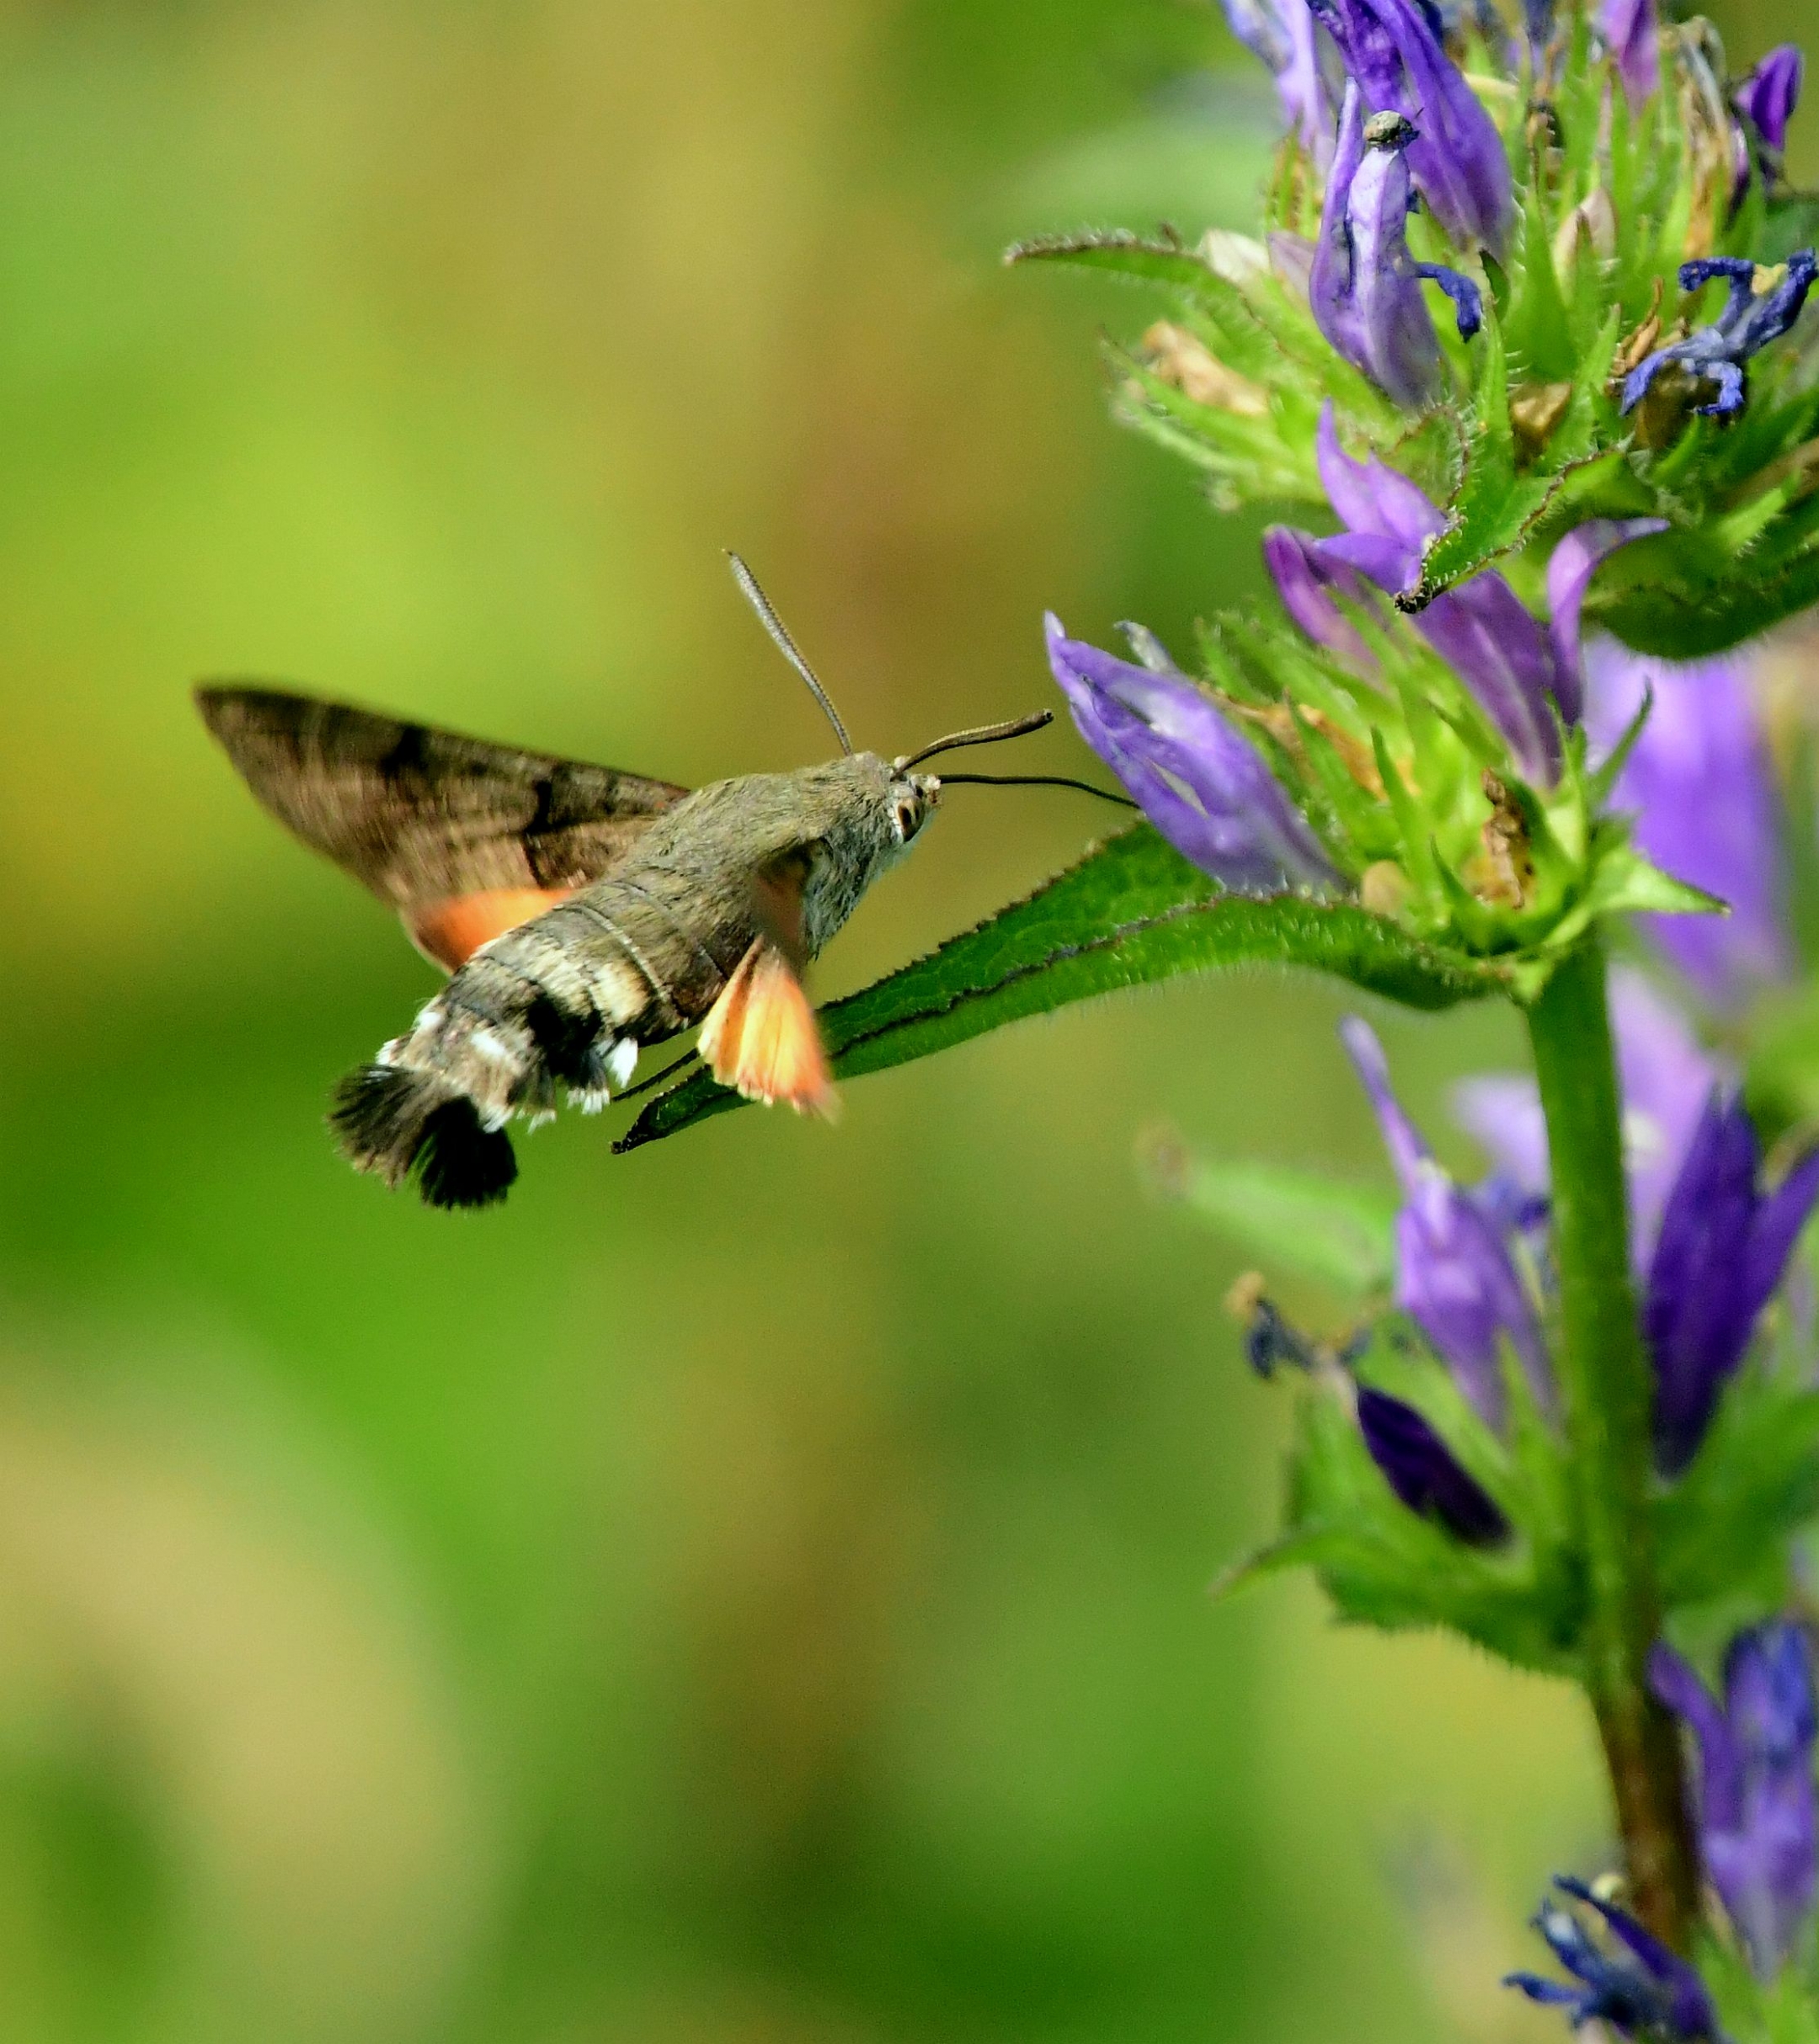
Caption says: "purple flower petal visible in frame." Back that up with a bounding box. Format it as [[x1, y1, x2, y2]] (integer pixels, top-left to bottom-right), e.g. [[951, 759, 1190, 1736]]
[[1602, 0, 1660, 111], [1450, 968, 1719, 1263], [1314, 403, 1441, 560], [1342, 1017, 1551, 1428], [1306, 0, 1514, 255], [1646, 1094, 1819, 1473], [1507, 1876, 1722, 2038], [1262, 524, 1375, 664], [1585, 638, 1793, 1010], [1736, 45, 1805, 156], [1219, 0, 1343, 166], [1311, 88, 1446, 408], [1544, 519, 1668, 727], [1623, 253, 1819, 422], [1045, 616, 1341, 894], [1653, 1625, 1818, 1980]]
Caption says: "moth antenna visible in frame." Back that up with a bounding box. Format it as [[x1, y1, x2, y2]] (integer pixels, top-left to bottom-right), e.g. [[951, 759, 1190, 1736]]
[[894, 710, 1054, 771], [936, 772, 1139, 808], [725, 551, 854, 756]]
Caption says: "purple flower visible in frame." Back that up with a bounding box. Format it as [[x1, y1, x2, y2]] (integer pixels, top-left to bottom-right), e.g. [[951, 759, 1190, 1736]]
[[1045, 616, 1341, 895], [1219, 0, 1342, 164], [1585, 638, 1792, 1009], [1342, 1017, 1551, 1429], [1266, 417, 1661, 784], [1622, 254, 1819, 421], [1602, 0, 1660, 111], [1736, 45, 1805, 157], [1452, 967, 1721, 1262], [1356, 1385, 1509, 1544], [1306, 0, 1514, 255], [1311, 89, 1483, 409], [1646, 1090, 1819, 1474], [1651, 1625, 1818, 1979], [1543, 519, 1669, 727], [1506, 1876, 1722, 2040]]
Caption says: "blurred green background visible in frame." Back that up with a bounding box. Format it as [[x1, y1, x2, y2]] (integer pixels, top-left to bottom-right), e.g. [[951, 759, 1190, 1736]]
[[0, 3, 1807, 2039]]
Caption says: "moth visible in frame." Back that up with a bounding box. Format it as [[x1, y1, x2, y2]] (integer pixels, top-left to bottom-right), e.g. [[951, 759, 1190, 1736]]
[[199, 557, 1115, 1209]]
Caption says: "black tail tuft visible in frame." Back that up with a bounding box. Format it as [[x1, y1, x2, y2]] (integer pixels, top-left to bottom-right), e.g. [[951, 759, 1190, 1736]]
[[414, 1098, 517, 1209], [329, 1064, 519, 1209]]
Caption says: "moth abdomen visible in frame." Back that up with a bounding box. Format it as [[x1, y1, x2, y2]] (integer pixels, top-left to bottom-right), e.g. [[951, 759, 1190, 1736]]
[[328, 1063, 519, 1209]]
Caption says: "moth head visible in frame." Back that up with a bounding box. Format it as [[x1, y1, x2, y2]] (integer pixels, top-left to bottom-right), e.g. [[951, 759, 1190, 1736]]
[[888, 770, 942, 846]]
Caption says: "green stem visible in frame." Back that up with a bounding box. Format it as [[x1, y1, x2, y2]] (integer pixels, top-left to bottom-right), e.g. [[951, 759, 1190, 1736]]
[[1525, 938, 1699, 1947]]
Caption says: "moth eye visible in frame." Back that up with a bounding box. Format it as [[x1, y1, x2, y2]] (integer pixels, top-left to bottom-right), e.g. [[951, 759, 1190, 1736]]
[[894, 799, 921, 841]]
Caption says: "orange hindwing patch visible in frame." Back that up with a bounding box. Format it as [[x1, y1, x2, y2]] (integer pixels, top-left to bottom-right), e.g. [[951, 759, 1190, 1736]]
[[408, 887, 575, 971], [697, 938, 840, 1119]]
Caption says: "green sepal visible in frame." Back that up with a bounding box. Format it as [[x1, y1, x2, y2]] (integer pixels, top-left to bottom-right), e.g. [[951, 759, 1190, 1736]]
[[1577, 846, 1727, 921], [616, 830, 1503, 1150]]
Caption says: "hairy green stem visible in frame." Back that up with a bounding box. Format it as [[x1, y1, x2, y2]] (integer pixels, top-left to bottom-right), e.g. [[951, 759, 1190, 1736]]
[[1525, 938, 1698, 1947]]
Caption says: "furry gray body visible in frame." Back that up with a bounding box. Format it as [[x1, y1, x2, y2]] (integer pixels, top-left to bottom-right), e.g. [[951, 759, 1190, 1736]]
[[344, 753, 935, 1202]]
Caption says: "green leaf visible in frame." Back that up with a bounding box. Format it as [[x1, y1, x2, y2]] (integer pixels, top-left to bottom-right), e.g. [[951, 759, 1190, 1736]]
[[1595, 542, 1819, 658], [1005, 227, 1230, 296], [616, 828, 1503, 1150], [1160, 1155, 1397, 1294]]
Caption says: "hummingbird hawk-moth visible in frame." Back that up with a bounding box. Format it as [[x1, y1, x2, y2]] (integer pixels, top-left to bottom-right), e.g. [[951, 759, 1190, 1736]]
[[198, 557, 1109, 1209]]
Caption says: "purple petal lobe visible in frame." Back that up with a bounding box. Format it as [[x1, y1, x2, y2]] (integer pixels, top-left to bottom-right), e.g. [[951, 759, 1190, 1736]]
[[1304, 407, 1566, 782], [1602, 0, 1660, 110], [1343, 1017, 1551, 1428], [1045, 616, 1340, 894], [1646, 1094, 1819, 1472], [1653, 1625, 1818, 1981], [1737, 45, 1805, 156], [1507, 1876, 1721, 2037], [1262, 524, 1374, 664], [1544, 519, 1668, 727], [1585, 638, 1792, 1009], [1622, 253, 1818, 422]]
